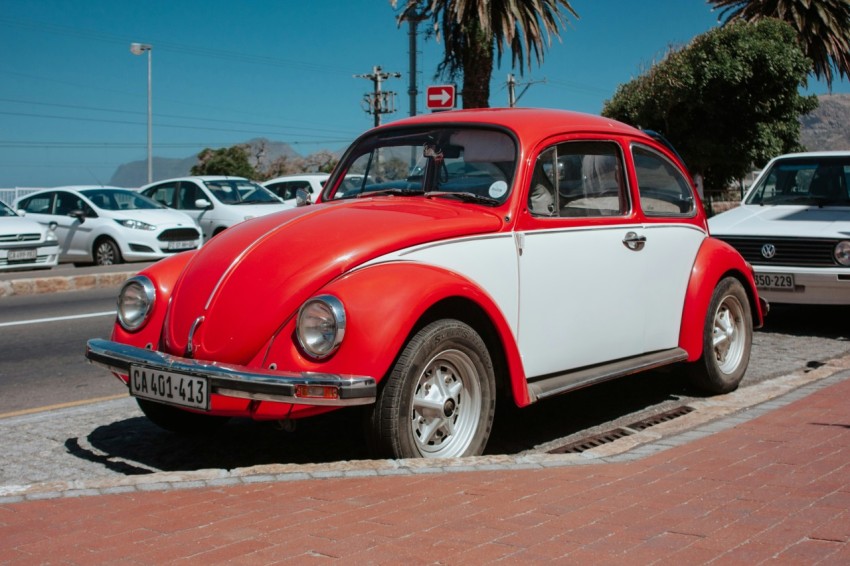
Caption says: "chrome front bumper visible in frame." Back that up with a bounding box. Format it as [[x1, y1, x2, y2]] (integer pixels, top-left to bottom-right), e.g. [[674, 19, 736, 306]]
[[85, 338, 377, 406]]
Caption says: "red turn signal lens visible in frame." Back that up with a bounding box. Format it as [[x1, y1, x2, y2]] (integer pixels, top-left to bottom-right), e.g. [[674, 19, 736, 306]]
[[295, 385, 340, 400]]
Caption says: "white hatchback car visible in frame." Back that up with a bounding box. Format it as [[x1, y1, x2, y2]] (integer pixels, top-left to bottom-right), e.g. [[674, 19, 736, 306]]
[[709, 151, 850, 305], [15, 187, 202, 266], [140, 176, 291, 240], [0, 199, 59, 271]]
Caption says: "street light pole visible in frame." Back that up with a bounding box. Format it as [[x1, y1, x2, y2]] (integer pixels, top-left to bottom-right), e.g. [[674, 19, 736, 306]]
[[130, 42, 153, 184]]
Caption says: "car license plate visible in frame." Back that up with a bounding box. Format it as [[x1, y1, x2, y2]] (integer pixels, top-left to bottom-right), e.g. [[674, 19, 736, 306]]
[[167, 240, 196, 250], [754, 273, 795, 291], [7, 248, 36, 262], [129, 366, 209, 410]]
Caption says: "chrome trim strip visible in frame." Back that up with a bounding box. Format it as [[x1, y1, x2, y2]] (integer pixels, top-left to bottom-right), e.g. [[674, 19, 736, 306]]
[[85, 338, 376, 407]]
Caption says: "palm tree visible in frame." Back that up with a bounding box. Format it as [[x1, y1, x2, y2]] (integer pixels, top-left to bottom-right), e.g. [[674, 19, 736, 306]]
[[708, 0, 850, 90], [392, 0, 578, 108]]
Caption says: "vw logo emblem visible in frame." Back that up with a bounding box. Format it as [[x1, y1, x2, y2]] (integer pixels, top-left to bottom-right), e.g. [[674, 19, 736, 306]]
[[761, 243, 776, 259]]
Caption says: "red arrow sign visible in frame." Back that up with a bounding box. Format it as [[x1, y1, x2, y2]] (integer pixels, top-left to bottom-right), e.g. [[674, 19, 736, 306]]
[[426, 85, 456, 110]]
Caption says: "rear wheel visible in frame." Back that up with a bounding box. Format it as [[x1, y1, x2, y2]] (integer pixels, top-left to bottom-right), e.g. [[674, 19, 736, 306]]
[[368, 320, 496, 459], [137, 399, 230, 435], [690, 277, 752, 394], [94, 237, 122, 265]]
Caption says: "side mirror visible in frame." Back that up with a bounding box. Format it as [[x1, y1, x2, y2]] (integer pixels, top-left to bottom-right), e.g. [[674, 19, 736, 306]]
[[15, 209, 26, 217], [195, 198, 212, 209], [295, 188, 312, 207], [68, 209, 86, 224]]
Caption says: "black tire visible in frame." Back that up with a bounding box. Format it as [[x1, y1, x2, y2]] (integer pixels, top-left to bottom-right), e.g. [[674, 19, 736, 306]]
[[94, 237, 122, 266], [689, 277, 753, 394], [136, 398, 230, 435], [368, 320, 496, 459]]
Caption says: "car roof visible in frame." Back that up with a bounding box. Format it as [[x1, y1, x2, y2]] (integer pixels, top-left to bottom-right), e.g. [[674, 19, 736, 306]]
[[380, 107, 644, 141], [263, 173, 329, 183], [768, 151, 850, 160], [139, 176, 251, 189]]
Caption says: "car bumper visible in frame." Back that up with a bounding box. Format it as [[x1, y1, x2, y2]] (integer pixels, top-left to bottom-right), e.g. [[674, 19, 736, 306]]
[[0, 243, 59, 271], [85, 338, 377, 407], [755, 265, 850, 305]]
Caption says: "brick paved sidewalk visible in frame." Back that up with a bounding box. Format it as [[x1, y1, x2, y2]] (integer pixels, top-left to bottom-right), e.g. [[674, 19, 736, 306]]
[[1, 374, 848, 564]]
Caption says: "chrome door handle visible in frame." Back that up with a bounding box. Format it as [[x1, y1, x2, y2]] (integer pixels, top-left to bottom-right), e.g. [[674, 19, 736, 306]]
[[623, 231, 646, 251]]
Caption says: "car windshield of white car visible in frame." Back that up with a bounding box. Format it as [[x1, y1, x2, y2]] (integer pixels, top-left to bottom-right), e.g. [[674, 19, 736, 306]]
[[0, 201, 18, 216], [80, 189, 164, 210], [329, 127, 516, 205], [205, 180, 281, 205], [745, 157, 850, 207]]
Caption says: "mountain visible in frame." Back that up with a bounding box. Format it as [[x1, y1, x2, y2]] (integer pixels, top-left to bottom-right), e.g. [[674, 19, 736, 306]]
[[800, 94, 850, 151], [108, 138, 302, 187]]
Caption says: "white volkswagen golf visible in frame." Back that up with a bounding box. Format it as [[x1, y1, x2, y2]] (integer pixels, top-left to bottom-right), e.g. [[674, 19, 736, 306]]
[[710, 151, 850, 305]]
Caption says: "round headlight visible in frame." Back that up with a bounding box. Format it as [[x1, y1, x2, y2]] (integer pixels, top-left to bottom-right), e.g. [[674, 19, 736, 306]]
[[117, 276, 156, 332], [836, 241, 850, 267], [296, 295, 345, 359]]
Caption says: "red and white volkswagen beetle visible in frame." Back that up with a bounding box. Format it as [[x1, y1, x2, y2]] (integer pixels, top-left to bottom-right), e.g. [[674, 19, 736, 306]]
[[87, 108, 765, 459]]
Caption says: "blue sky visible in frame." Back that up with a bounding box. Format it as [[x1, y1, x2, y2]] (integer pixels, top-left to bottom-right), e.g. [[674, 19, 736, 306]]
[[1, 0, 847, 188]]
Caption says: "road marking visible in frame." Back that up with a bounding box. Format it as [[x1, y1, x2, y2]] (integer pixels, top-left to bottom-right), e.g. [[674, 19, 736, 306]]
[[0, 310, 115, 328], [0, 393, 128, 420]]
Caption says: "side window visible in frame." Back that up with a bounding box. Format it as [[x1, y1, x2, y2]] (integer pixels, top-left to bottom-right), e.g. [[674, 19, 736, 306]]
[[21, 194, 53, 214], [177, 183, 205, 210], [55, 192, 87, 216], [632, 145, 695, 216], [147, 182, 176, 207], [529, 141, 628, 218]]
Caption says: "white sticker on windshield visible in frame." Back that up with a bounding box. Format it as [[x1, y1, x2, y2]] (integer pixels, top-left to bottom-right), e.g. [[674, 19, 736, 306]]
[[489, 181, 508, 199]]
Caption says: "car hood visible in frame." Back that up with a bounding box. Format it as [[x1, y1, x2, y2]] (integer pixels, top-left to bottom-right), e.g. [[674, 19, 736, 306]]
[[0, 215, 48, 238], [162, 198, 504, 364], [709, 204, 850, 239], [106, 208, 198, 227]]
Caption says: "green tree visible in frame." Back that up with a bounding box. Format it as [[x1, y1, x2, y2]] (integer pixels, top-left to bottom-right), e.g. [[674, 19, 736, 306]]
[[191, 145, 257, 178], [602, 19, 818, 195], [392, 0, 578, 108], [709, 0, 850, 90]]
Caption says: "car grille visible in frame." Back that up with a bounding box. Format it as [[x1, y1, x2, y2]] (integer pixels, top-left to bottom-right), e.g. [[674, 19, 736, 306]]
[[715, 236, 839, 267], [0, 233, 40, 243], [158, 228, 200, 241]]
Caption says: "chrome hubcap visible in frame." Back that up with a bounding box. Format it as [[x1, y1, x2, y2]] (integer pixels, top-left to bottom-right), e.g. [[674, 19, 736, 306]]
[[410, 349, 481, 457], [712, 295, 745, 374]]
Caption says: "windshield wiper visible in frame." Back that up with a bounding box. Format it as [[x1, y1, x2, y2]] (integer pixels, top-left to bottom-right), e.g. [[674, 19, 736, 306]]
[[356, 188, 425, 198], [426, 191, 501, 206]]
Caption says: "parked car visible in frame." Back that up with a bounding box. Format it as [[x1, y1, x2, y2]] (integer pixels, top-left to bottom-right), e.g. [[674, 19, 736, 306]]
[[87, 108, 764, 459], [262, 173, 328, 205], [709, 151, 850, 305], [140, 176, 290, 240], [0, 199, 59, 271], [15, 187, 201, 266]]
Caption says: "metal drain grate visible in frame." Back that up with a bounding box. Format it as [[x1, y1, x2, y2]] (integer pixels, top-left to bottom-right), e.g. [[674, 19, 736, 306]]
[[546, 405, 695, 455], [625, 406, 695, 431], [547, 428, 632, 454]]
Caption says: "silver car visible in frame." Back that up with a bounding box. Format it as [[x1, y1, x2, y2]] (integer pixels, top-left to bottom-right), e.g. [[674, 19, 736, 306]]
[[15, 187, 202, 266]]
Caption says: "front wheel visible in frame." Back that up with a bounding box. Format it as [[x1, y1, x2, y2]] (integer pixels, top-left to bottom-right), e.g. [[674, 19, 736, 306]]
[[94, 237, 122, 266], [689, 277, 753, 394], [368, 320, 496, 459]]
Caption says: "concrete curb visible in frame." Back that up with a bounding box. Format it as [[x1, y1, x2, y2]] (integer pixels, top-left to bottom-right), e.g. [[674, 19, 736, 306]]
[[0, 271, 138, 298]]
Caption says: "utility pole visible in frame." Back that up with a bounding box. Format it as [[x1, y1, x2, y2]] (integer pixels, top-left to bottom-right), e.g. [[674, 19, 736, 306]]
[[507, 73, 546, 107], [403, 12, 427, 117], [354, 65, 402, 127]]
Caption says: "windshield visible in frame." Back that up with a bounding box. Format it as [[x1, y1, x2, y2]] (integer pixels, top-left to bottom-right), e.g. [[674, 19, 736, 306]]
[[327, 127, 516, 205], [80, 189, 164, 210], [204, 180, 281, 204], [0, 201, 17, 217], [745, 156, 850, 206]]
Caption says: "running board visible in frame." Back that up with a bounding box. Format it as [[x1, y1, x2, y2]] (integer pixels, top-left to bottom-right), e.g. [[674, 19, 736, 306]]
[[527, 348, 689, 403]]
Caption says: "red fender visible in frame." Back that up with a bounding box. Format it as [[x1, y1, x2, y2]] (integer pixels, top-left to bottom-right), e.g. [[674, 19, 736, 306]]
[[679, 237, 764, 361], [261, 261, 532, 407]]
